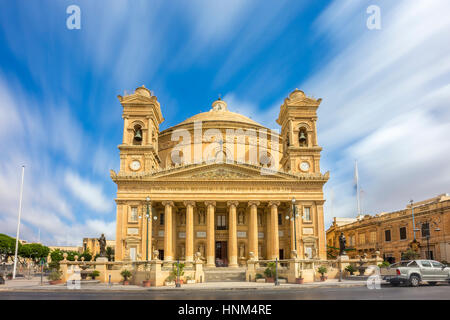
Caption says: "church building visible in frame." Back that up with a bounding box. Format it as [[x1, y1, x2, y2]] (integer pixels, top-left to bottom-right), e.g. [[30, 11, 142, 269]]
[[111, 85, 329, 267]]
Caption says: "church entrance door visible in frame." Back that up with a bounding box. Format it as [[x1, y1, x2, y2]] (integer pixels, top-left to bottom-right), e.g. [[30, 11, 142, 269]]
[[215, 241, 228, 267]]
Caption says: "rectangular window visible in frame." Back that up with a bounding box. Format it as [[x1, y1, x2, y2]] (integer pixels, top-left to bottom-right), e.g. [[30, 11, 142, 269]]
[[359, 233, 365, 245], [160, 213, 164, 226], [303, 207, 311, 221], [421, 223, 430, 237], [400, 227, 407, 240], [370, 231, 377, 243], [130, 207, 138, 222], [217, 215, 226, 230], [278, 213, 282, 225], [385, 229, 391, 242]]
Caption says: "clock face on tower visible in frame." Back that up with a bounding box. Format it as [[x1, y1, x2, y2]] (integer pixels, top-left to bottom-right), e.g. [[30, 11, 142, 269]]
[[299, 161, 310, 172], [130, 160, 141, 171]]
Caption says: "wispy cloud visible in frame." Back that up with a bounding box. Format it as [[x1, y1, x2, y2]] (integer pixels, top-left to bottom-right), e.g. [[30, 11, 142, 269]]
[[64, 170, 112, 213], [300, 0, 450, 225]]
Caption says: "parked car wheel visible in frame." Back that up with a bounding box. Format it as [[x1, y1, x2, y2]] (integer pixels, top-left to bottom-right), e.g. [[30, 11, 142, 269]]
[[428, 282, 437, 286], [409, 275, 420, 287]]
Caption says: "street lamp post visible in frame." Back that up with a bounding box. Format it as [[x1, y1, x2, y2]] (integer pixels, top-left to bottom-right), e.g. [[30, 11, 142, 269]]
[[410, 200, 416, 240], [286, 198, 300, 252]]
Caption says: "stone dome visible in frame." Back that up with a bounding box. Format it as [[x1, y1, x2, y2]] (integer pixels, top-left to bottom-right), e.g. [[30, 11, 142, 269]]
[[173, 98, 265, 129]]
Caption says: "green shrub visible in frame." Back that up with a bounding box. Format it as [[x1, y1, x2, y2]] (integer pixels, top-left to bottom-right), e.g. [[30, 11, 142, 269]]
[[378, 261, 391, 268], [345, 264, 357, 274], [120, 269, 132, 281], [264, 262, 276, 278], [171, 262, 185, 278], [48, 270, 62, 281], [166, 274, 176, 282], [90, 270, 100, 279], [255, 273, 264, 279], [318, 266, 327, 276]]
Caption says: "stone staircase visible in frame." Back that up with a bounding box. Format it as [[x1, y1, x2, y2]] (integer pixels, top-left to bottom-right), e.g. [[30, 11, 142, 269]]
[[204, 267, 247, 282]]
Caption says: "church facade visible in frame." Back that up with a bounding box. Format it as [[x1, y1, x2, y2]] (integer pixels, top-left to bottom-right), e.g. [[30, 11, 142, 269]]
[[111, 85, 329, 267]]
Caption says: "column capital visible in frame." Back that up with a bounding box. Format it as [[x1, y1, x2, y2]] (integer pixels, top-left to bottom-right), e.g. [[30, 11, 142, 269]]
[[162, 201, 174, 207], [227, 201, 239, 208], [268, 201, 280, 208], [248, 201, 260, 207], [183, 201, 196, 207], [204, 201, 216, 208]]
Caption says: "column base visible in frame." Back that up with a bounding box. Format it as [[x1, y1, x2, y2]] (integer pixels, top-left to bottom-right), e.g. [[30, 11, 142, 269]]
[[228, 263, 239, 268]]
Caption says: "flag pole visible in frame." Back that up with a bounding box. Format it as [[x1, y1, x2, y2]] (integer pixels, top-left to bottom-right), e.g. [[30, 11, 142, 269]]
[[13, 165, 25, 279]]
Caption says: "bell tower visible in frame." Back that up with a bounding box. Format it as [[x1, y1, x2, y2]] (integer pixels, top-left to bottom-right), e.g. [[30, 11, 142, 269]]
[[117, 85, 164, 173], [277, 89, 322, 174]]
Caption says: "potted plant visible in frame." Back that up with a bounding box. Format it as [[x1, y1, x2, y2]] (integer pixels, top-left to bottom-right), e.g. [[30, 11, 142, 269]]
[[6, 273, 13, 280], [165, 274, 176, 286], [142, 272, 152, 287], [296, 271, 304, 284], [90, 270, 100, 280], [264, 262, 276, 282], [318, 266, 327, 281], [120, 269, 132, 285], [172, 262, 185, 285], [255, 273, 265, 283], [185, 275, 196, 284], [345, 264, 357, 276], [48, 270, 63, 285]]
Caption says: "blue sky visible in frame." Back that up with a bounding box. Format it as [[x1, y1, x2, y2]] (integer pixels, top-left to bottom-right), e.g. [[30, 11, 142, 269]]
[[1, 0, 449, 246]]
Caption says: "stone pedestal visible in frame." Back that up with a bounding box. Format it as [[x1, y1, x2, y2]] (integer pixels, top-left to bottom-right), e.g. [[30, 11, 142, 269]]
[[96, 257, 108, 263], [337, 255, 350, 275]]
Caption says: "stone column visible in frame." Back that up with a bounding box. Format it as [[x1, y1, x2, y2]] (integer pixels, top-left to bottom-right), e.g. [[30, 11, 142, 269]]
[[269, 201, 280, 260], [184, 201, 195, 263], [316, 203, 326, 260], [162, 201, 174, 262], [115, 202, 123, 261], [227, 201, 239, 267], [205, 201, 216, 267], [266, 207, 272, 261], [248, 201, 260, 260], [147, 202, 153, 261]]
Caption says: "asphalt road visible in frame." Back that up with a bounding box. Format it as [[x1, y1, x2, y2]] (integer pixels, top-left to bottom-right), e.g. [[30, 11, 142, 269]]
[[0, 284, 449, 300]]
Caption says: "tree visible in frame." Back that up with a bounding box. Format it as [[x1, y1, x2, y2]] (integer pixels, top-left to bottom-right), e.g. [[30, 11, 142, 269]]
[[0, 233, 21, 263], [401, 248, 420, 260], [106, 246, 115, 261], [19, 243, 50, 265], [79, 249, 92, 262]]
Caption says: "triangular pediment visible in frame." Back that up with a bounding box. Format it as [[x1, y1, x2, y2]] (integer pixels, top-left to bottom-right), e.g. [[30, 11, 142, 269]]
[[150, 162, 295, 181]]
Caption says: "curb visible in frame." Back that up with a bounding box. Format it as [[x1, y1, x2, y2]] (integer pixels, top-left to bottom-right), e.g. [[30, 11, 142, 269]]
[[0, 282, 369, 293]]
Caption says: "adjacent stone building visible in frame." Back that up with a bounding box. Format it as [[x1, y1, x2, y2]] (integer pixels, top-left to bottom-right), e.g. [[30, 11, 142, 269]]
[[111, 85, 329, 266], [326, 194, 450, 263]]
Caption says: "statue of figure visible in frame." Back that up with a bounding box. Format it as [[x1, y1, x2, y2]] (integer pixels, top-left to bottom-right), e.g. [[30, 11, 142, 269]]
[[199, 210, 205, 225], [198, 243, 205, 258], [180, 211, 186, 225], [239, 244, 245, 258], [98, 233, 107, 257], [238, 211, 244, 225], [339, 232, 347, 256], [257, 212, 262, 226]]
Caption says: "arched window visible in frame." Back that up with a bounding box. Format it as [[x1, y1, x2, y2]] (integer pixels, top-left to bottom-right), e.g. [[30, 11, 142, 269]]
[[298, 128, 307, 147], [133, 124, 143, 145], [259, 152, 272, 167]]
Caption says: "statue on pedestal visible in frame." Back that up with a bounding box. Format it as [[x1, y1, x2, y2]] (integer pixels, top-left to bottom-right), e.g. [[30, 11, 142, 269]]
[[98, 233, 107, 257], [339, 232, 347, 256]]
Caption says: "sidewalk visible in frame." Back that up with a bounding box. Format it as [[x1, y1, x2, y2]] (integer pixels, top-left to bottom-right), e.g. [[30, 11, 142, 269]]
[[0, 277, 378, 292]]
